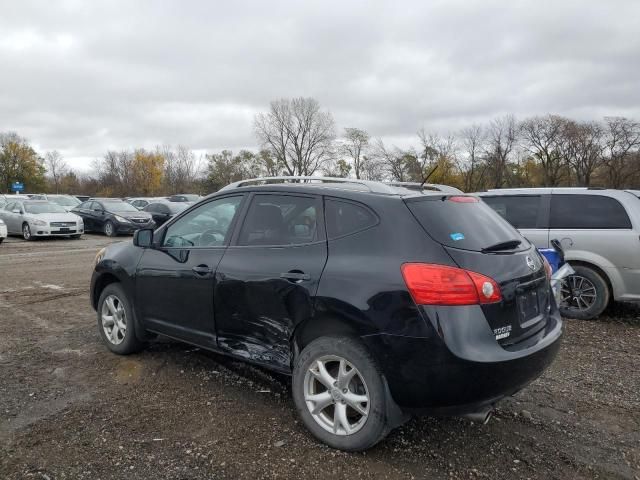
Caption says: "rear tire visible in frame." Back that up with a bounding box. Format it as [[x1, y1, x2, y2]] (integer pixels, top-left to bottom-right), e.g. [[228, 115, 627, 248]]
[[560, 265, 609, 320], [104, 221, 117, 237], [292, 337, 390, 451], [97, 283, 145, 355]]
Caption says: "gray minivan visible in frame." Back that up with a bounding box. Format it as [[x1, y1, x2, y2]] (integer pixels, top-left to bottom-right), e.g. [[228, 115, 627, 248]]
[[476, 188, 640, 319]]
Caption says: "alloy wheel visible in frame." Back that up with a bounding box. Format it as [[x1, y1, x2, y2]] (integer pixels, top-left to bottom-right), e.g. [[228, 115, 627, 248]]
[[560, 275, 597, 311], [101, 294, 127, 345], [104, 222, 114, 236], [303, 355, 370, 436], [22, 224, 31, 240]]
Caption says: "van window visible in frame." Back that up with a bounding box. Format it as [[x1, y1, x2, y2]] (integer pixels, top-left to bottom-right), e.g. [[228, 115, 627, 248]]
[[482, 195, 540, 228], [325, 199, 377, 239], [550, 195, 631, 229]]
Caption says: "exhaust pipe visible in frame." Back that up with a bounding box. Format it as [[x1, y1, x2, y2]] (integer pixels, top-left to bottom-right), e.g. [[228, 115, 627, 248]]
[[460, 406, 493, 424]]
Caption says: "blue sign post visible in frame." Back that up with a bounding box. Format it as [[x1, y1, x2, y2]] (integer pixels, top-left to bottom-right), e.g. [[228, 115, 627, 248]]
[[11, 182, 24, 193]]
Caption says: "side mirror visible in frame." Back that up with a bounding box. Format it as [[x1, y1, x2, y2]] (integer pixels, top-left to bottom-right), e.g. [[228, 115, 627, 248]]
[[133, 228, 154, 248], [13, 209, 21, 214]]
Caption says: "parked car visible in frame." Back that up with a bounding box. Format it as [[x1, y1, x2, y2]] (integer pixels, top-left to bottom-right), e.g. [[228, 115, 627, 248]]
[[0, 200, 84, 240], [476, 188, 640, 319], [626, 189, 640, 199], [72, 198, 154, 237], [143, 200, 190, 226], [75, 195, 90, 203], [126, 197, 164, 210], [168, 194, 200, 203], [0, 218, 7, 244], [90, 176, 562, 451]]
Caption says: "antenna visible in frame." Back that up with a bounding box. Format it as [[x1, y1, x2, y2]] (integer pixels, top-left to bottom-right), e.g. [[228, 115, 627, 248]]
[[420, 164, 439, 189]]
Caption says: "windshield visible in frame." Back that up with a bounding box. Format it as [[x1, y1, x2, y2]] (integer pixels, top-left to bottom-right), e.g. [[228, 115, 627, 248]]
[[50, 196, 81, 207], [24, 202, 68, 214], [103, 201, 139, 213], [405, 196, 528, 252], [168, 203, 189, 213]]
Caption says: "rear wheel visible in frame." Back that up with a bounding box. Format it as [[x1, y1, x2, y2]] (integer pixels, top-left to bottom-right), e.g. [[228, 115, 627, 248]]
[[292, 337, 390, 451], [104, 221, 116, 237], [97, 283, 145, 354], [22, 223, 33, 241], [560, 265, 609, 320]]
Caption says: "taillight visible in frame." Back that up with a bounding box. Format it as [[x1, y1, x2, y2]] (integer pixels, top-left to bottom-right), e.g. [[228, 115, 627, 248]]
[[447, 196, 479, 203], [542, 256, 552, 280], [401, 263, 502, 306]]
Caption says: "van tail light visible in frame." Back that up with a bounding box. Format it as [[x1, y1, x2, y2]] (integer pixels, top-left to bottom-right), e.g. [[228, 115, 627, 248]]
[[401, 263, 502, 306]]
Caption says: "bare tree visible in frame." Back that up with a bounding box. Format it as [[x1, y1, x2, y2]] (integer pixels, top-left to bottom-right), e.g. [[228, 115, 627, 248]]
[[602, 117, 640, 188], [459, 124, 487, 192], [254, 97, 336, 176], [485, 115, 517, 188], [558, 120, 604, 187], [44, 150, 68, 193], [160, 145, 201, 194], [520, 115, 566, 186], [341, 128, 369, 179]]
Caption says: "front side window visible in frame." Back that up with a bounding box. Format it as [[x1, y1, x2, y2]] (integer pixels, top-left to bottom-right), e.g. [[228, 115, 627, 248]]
[[482, 195, 540, 229], [163, 196, 243, 248], [238, 194, 319, 246], [325, 199, 377, 239], [550, 194, 631, 229]]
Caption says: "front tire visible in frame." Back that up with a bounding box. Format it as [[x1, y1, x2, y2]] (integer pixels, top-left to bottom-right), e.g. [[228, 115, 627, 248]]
[[97, 283, 145, 354], [104, 221, 117, 237], [22, 223, 33, 241], [292, 337, 390, 451], [560, 265, 609, 320]]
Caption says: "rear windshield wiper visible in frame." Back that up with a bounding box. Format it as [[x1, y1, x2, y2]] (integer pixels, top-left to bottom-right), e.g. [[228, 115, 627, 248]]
[[481, 239, 522, 253]]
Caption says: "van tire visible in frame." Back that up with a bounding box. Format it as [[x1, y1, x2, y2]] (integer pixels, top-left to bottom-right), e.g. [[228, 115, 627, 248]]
[[560, 265, 609, 320]]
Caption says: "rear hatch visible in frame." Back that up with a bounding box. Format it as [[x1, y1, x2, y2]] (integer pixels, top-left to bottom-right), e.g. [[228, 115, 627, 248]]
[[405, 195, 551, 348]]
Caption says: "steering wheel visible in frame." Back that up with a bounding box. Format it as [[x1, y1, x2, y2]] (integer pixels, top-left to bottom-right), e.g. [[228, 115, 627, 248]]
[[199, 229, 226, 246]]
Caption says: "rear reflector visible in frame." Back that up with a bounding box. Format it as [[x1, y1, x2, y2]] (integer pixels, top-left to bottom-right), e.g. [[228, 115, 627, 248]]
[[401, 263, 501, 306], [447, 196, 479, 203]]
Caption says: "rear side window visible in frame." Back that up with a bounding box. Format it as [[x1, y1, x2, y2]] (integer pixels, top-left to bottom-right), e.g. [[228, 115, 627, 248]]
[[406, 196, 526, 252], [325, 199, 377, 239], [550, 194, 631, 229], [482, 195, 540, 229]]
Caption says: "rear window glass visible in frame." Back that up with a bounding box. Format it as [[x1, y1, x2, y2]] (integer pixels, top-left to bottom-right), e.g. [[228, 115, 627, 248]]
[[325, 199, 377, 239], [482, 195, 540, 228], [406, 196, 526, 252], [550, 194, 631, 229]]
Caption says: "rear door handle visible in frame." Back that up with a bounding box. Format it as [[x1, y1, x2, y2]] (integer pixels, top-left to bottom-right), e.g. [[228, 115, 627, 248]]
[[280, 271, 311, 282], [192, 264, 212, 276]]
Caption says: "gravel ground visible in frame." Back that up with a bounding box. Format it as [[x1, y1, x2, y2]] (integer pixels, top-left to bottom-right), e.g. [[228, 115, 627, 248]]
[[0, 234, 638, 479]]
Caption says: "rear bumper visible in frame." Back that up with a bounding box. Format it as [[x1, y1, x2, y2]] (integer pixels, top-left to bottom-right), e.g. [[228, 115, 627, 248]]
[[361, 305, 563, 412]]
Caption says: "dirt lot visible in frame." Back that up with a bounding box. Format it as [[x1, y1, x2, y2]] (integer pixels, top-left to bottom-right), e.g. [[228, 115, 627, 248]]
[[0, 234, 638, 480]]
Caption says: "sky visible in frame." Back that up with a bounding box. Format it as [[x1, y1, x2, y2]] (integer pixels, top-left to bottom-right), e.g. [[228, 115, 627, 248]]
[[1, 0, 639, 172]]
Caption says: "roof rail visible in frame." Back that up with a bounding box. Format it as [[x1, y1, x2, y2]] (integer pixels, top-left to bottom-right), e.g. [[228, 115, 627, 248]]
[[218, 176, 398, 194]]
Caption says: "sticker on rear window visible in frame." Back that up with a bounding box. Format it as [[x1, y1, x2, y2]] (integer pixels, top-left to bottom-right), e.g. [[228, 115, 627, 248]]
[[450, 232, 465, 241]]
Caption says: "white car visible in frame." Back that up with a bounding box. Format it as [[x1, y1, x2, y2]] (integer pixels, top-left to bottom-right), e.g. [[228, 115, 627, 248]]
[[0, 218, 7, 244]]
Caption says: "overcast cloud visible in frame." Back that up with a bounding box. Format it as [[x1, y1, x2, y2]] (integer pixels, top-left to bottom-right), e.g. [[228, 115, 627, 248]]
[[1, 0, 639, 171]]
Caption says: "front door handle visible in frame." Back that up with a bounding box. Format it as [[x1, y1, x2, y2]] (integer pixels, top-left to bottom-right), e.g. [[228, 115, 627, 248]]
[[192, 264, 212, 276], [280, 271, 311, 283]]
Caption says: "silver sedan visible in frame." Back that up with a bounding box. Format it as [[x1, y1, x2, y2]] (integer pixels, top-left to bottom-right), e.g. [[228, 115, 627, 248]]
[[0, 200, 84, 240]]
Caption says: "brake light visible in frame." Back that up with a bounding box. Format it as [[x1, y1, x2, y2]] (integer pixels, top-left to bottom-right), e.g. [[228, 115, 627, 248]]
[[401, 263, 502, 306], [447, 196, 479, 203]]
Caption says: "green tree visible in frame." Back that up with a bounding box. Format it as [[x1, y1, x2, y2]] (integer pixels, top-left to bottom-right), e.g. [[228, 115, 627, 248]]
[[0, 132, 46, 193]]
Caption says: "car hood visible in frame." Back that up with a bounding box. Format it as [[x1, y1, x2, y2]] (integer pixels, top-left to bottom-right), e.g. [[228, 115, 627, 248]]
[[27, 212, 81, 223], [111, 211, 152, 220]]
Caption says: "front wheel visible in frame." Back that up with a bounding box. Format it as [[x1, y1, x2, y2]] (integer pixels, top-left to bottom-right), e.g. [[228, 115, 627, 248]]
[[97, 283, 145, 354], [103, 221, 117, 237], [292, 337, 390, 451], [560, 265, 609, 320], [22, 223, 33, 241]]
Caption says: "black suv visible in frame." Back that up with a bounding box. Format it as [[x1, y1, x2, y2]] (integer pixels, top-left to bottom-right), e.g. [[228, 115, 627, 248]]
[[90, 177, 563, 451]]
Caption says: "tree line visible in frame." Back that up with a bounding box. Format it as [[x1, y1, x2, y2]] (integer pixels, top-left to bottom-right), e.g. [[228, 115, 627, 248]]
[[2, 97, 639, 196]]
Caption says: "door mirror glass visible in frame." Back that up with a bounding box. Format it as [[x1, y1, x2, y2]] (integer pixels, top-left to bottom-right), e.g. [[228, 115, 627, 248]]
[[133, 228, 154, 248]]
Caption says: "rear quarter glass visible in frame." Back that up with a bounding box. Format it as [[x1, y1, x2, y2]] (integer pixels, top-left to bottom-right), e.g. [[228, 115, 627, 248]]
[[405, 196, 528, 252]]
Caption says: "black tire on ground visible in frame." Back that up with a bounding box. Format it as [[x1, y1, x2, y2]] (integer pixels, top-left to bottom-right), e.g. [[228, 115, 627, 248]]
[[22, 223, 33, 241], [97, 283, 145, 355], [103, 221, 117, 237], [0, 238, 3, 244], [292, 336, 390, 451], [560, 265, 609, 320]]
